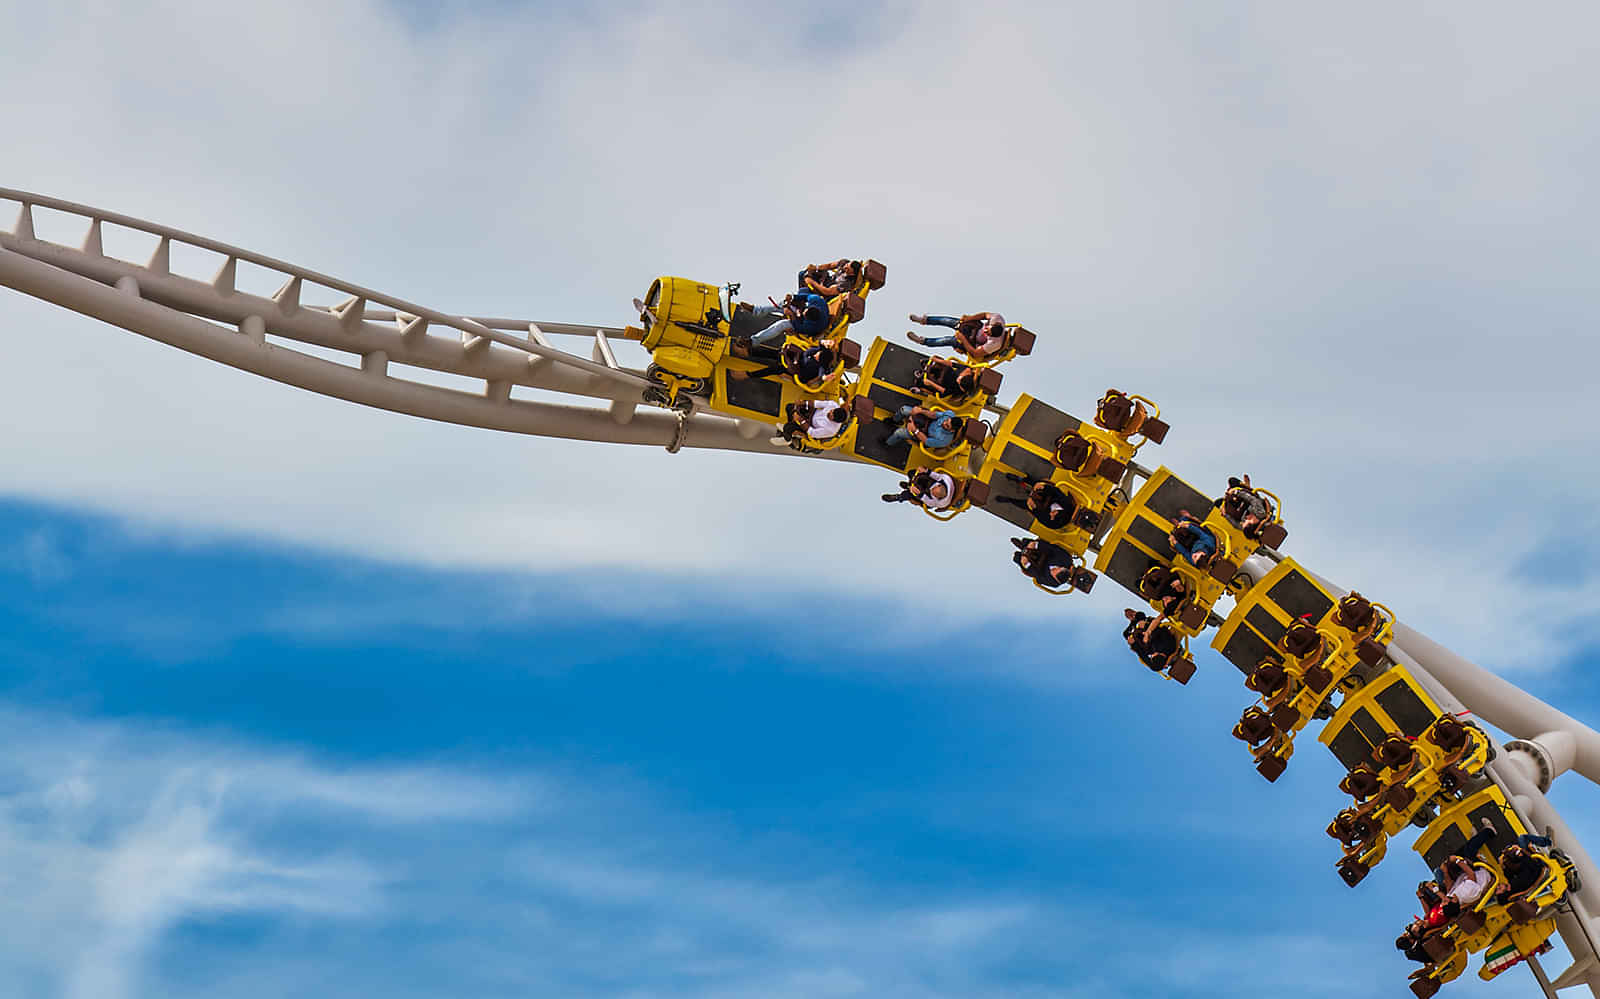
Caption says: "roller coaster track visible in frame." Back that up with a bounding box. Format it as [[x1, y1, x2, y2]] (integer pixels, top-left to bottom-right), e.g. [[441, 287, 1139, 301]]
[[2, 188, 1599, 995]]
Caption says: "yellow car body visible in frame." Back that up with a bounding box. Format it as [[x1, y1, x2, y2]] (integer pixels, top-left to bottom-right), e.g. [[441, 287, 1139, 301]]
[[629, 274, 863, 416]]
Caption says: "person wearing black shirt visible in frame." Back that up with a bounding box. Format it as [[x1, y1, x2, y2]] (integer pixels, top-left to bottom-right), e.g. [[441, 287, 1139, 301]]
[[1494, 835, 1556, 901], [735, 341, 839, 387], [1010, 537, 1078, 588], [996, 474, 1080, 531], [1123, 608, 1179, 670], [914, 357, 983, 403]]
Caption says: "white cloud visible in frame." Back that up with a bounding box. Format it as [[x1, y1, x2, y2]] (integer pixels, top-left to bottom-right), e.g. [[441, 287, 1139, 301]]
[[11, 528, 72, 584], [6, 0, 1600, 675]]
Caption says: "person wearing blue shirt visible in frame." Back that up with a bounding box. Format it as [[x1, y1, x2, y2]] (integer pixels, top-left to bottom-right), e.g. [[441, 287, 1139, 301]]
[[751, 292, 830, 346], [886, 405, 961, 449], [1169, 514, 1218, 567]]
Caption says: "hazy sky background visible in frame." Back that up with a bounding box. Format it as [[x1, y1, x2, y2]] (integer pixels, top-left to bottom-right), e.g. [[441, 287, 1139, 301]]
[[3, 1, 1600, 996]]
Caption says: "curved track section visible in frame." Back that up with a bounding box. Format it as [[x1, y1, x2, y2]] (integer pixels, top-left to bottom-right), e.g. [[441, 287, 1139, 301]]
[[0, 189, 819, 457], [3, 189, 1599, 996]]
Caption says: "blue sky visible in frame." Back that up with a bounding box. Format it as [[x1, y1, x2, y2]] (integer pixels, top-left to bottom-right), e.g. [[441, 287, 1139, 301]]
[[5, 1, 1600, 996], [5, 497, 1600, 998]]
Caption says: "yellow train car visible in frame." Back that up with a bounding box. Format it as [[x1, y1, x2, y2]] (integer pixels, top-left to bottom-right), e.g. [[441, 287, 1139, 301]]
[[1408, 787, 1569, 998], [1214, 561, 1392, 694], [1317, 666, 1494, 884], [836, 338, 993, 476], [1213, 561, 1398, 786], [627, 274, 864, 414], [1319, 664, 1444, 773], [1093, 466, 1237, 636], [972, 392, 1121, 557]]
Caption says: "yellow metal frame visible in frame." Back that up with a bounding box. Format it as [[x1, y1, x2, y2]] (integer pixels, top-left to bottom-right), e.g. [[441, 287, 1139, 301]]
[[1413, 786, 1550, 969], [1375, 721, 1490, 836], [1342, 831, 1388, 880], [1414, 785, 1525, 864], [1406, 785, 1527, 992], [1216, 558, 1392, 734], [1415, 948, 1470, 992], [1074, 420, 1138, 467], [706, 354, 850, 424], [1320, 665, 1444, 760], [1470, 847, 1571, 980], [631, 275, 859, 417], [920, 495, 972, 522], [636, 277, 729, 394], [996, 394, 1122, 509], [1478, 919, 1559, 981], [973, 393, 1118, 556], [1256, 486, 1285, 528]]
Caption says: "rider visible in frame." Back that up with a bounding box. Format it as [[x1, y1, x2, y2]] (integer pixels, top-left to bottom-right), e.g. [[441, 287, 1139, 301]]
[[1213, 474, 1272, 537], [995, 473, 1081, 531], [1439, 852, 1496, 916], [750, 291, 832, 347], [1010, 537, 1081, 588], [1169, 511, 1219, 567], [882, 468, 962, 511], [799, 259, 862, 299], [1122, 608, 1180, 670], [914, 356, 985, 403], [906, 311, 1009, 358], [781, 399, 850, 444], [1493, 836, 1556, 902], [886, 405, 963, 450], [734, 340, 840, 387], [1137, 565, 1189, 617]]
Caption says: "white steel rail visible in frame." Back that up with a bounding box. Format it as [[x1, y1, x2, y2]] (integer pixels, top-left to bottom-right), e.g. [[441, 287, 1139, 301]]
[[0, 189, 809, 456], [3, 188, 1598, 994]]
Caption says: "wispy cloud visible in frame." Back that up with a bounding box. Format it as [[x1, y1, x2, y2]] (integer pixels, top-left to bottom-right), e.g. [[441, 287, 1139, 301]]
[[0, 701, 1435, 999]]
